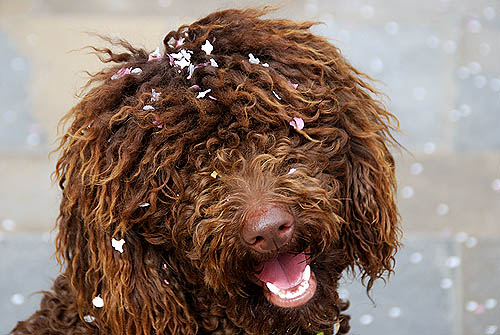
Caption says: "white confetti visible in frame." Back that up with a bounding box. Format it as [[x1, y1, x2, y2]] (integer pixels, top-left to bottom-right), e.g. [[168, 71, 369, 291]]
[[261, 62, 270, 67], [469, 62, 482, 74], [83, 315, 95, 323], [440, 278, 453, 289], [445, 256, 461, 268], [424, 142, 436, 154], [92, 296, 104, 308], [2, 219, 16, 231], [466, 300, 479, 312], [197, 88, 212, 99], [151, 89, 161, 102], [401, 186, 414, 199], [272, 91, 282, 100], [248, 53, 260, 64], [130, 68, 142, 74], [143, 105, 155, 111], [288, 168, 297, 175], [112, 238, 125, 253], [10, 293, 25, 305], [410, 162, 423, 175], [483, 7, 496, 20], [465, 237, 477, 248], [139, 202, 150, 208], [409, 252, 423, 264], [359, 314, 373, 325], [201, 40, 214, 55], [491, 179, 500, 192], [486, 325, 498, 335], [388, 306, 401, 318], [480, 42, 491, 56], [485, 298, 498, 309], [210, 58, 218, 67], [436, 203, 449, 216]]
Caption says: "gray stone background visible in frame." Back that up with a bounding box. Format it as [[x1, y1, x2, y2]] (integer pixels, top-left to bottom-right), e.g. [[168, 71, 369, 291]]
[[1, 0, 499, 334]]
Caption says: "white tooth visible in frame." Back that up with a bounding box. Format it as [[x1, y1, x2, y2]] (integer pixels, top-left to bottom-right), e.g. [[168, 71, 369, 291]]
[[303, 265, 311, 282], [297, 286, 305, 296], [303, 281, 310, 289], [285, 291, 294, 299], [266, 282, 281, 295], [279, 291, 286, 298]]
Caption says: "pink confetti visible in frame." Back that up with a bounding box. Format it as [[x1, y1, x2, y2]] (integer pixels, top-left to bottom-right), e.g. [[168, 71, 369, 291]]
[[164, 279, 170, 285], [111, 67, 131, 80], [152, 120, 163, 129], [289, 117, 304, 130], [148, 47, 163, 61], [288, 80, 298, 89], [175, 37, 185, 48], [189, 84, 200, 90]]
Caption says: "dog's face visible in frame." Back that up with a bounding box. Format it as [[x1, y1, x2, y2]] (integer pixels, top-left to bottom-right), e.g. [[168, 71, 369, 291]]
[[54, 8, 400, 335]]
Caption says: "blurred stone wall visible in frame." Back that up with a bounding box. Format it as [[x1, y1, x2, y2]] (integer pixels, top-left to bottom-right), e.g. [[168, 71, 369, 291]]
[[1, 0, 499, 334]]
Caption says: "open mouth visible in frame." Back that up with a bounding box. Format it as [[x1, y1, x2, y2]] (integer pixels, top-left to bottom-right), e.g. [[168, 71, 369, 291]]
[[254, 250, 317, 308]]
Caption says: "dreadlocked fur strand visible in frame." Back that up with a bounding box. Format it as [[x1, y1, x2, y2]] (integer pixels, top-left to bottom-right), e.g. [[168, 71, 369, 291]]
[[12, 7, 401, 335]]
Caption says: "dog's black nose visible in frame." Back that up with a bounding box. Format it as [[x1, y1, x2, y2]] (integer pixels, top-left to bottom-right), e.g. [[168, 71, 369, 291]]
[[242, 206, 295, 253]]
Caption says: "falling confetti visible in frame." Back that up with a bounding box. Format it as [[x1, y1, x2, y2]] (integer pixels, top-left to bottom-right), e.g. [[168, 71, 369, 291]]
[[210, 171, 218, 179], [359, 314, 374, 325], [2, 219, 16, 231], [423, 142, 436, 154], [485, 298, 498, 309], [466, 300, 479, 312], [288, 168, 297, 174], [445, 256, 461, 268], [440, 278, 453, 289], [401, 186, 414, 199], [410, 162, 423, 175], [409, 252, 423, 264], [436, 203, 449, 216], [139, 202, 150, 208], [464, 237, 478, 248], [10, 293, 25, 305], [485, 325, 498, 335], [491, 179, 500, 192], [143, 105, 155, 111], [388, 306, 402, 318]]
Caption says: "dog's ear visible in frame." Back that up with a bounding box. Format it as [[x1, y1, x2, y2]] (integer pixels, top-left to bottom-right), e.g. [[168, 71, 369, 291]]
[[340, 130, 401, 290]]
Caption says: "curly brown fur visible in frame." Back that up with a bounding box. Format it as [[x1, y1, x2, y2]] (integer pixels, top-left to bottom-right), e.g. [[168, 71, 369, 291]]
[[12, 7, 401, 335]]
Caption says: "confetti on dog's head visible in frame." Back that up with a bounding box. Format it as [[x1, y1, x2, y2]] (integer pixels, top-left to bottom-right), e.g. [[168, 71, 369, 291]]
[[30, 7, 401, 335]]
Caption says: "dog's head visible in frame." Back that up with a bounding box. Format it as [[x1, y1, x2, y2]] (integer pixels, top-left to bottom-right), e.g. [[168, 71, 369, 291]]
[[55, 8, 400, 334]]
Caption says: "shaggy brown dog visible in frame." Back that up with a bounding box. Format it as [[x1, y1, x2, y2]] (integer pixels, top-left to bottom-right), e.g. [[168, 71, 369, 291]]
[[12, 8, 401, 335]]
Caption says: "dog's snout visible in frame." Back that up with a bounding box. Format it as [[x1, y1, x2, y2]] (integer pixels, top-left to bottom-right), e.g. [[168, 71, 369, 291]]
[[242, 206, 295, 253]]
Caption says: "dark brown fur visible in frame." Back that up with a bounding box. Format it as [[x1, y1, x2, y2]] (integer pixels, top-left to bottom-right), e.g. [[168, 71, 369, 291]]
[[12, 8, 401, 335]]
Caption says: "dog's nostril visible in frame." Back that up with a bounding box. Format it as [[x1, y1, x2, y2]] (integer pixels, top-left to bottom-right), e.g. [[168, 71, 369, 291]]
[[254, 236, 264, 244]]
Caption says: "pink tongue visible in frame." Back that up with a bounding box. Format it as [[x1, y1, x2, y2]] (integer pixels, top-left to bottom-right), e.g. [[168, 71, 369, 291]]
[[255, 252, 307, 290]]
